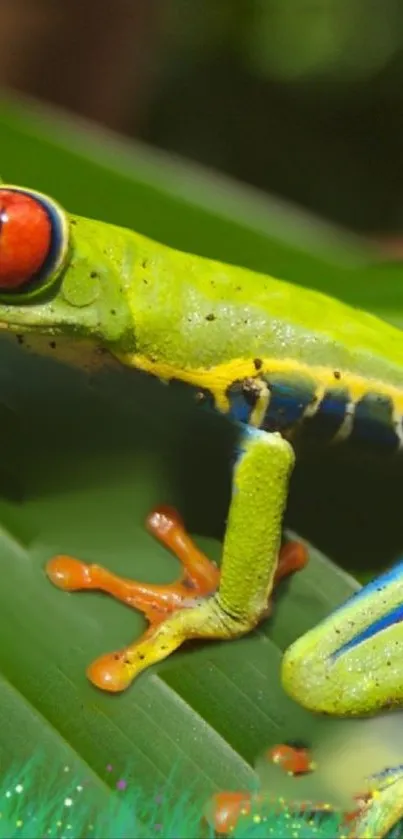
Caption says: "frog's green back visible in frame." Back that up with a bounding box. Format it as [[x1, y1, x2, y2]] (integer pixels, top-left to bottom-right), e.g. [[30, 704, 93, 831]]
[[125, 227, 403, 389]]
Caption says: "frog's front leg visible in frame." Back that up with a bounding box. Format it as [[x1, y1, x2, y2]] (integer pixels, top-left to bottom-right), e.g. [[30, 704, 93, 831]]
[[46, 428, 306, 692]]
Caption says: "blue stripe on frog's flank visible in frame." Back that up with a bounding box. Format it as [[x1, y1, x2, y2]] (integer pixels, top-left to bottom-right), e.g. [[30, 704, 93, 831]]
[[326, 557, 403, 618], [332, 600, 403, 660], [301, 387, 349, 444], [348, 392, 399, 453], [262, 374, 317, 433], [369, 765, 403, 789]]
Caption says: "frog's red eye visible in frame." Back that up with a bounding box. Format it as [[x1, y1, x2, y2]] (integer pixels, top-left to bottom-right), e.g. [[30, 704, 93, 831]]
[[0, 190, 53, 290]]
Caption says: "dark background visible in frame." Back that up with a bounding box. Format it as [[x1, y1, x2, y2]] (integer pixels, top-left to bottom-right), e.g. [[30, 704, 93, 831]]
[[2, 0, 403, 236]]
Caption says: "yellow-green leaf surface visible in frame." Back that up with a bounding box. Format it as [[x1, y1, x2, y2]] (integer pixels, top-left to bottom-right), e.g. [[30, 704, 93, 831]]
[[1, 94, 403, 811]]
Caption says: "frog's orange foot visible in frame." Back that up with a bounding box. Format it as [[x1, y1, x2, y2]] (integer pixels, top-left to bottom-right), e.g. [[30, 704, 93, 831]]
[[206, 790, 336, 834], [46, 507, 308, 692], [207, 792, 253, 834], [267, 742, 316, 776], [46, 506, 220, 620]]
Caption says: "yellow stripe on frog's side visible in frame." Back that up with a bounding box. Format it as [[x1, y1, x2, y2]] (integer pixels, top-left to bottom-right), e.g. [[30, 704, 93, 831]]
[[119, 352, 403, 426]]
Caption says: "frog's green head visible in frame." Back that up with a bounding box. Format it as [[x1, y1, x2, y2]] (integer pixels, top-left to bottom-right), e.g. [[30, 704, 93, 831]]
[[0, 185, 134, 356]]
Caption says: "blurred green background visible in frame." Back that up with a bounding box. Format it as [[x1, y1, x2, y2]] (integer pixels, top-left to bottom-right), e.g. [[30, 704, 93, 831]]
[[3, 0, 403, 235], [2, 0, 403, 826]]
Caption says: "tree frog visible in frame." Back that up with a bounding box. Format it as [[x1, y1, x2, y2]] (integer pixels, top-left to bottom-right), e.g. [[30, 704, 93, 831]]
[[4, 182, 403, 835], [0, 183, 403, 720]]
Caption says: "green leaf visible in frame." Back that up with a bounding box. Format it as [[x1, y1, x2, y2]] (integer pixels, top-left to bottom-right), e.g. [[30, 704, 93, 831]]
[[0, 95, 403, 823]]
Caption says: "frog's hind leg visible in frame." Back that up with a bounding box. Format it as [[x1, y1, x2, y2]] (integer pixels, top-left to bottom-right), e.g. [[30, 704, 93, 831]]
[[46, 429, 307, 693]]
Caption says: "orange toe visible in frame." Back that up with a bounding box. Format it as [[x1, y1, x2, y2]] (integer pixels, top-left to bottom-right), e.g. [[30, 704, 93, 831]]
[[267, 744, 315, 775], [275, 541, 308, 585], [87, 651, 132, 693], [46, 555, 93, 590], [208, 792, 252, 834], [146, 505, 185, 540]]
